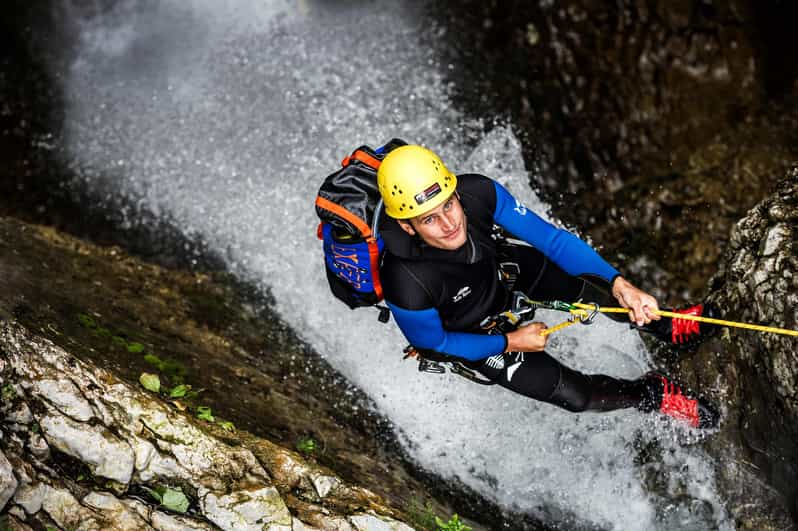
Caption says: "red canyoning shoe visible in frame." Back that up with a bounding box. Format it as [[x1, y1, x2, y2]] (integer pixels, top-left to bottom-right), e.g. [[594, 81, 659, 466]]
[[647, 373, 720, 429], [671, 304, 718, 347], [640, 303, 720, 349]]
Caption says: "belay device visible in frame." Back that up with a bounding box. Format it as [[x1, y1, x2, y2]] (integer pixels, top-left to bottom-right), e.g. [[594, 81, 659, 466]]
[[315, 139, 407, 322]]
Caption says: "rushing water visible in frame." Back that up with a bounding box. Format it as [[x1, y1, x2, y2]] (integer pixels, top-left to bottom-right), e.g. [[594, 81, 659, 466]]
[[57, 1, 732, 529]]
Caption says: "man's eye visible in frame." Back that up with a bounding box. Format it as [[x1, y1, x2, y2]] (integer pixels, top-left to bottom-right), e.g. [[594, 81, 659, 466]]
[[443, 200, 453, 211], [422, 216, 434, 225]]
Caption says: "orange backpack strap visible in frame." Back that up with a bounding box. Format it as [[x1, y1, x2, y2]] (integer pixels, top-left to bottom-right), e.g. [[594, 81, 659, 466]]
[[365, 236, 383, 300], [341, 148, 383, 170], [315, 196, 372, 238]]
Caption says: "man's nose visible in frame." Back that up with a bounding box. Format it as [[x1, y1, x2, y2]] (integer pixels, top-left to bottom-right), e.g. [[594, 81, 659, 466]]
[[440, 213, 455, 231]]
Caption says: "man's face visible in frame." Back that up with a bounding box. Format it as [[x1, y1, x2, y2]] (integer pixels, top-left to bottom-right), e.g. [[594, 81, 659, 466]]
[[398, 194, 467, 251]]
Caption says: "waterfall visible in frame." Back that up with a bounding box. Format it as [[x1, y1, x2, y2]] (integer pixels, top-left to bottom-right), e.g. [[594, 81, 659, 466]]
[[57, 1, 732, 529]]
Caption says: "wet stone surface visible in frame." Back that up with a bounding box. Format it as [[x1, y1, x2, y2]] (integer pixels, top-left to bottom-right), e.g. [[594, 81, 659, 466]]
[[431, 0, 798, 303], [0, 312, 417, 529], [0, 216, 542, 530], [663, 173, 798, 530]]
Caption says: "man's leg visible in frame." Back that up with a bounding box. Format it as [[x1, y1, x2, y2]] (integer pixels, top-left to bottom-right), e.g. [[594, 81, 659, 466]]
[[474, 350, 656, 412], [495, 245, 720, 427], [473, 351, 719, 427]]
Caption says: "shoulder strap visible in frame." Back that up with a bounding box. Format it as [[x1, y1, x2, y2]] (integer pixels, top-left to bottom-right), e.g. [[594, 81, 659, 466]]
[[315, 196, 373, 238]]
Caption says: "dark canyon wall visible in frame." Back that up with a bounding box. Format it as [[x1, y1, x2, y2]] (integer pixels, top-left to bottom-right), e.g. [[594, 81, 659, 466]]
[[434, 0, 798, 301]]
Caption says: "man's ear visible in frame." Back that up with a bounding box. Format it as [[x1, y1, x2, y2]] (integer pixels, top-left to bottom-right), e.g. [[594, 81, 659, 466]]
[[397, 220, 416, 236]]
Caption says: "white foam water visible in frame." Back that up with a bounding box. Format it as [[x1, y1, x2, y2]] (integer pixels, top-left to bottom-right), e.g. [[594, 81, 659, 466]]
[[57, 1, 732, 529]]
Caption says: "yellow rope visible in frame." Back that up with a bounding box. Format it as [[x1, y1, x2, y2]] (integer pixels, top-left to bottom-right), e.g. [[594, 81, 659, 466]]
[[566, 302, 798, 337], [540, 319, 582, 336]]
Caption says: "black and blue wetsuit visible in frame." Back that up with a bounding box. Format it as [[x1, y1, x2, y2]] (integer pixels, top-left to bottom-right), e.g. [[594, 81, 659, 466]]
[[380, 173, 662, 413]]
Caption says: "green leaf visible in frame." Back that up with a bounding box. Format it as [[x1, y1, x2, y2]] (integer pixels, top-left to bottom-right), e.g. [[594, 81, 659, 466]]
[[144, 353, 163, 368], [169, 384, 189, 398], [139, 373, 161, 393], [296, 437, 317, 454], [185, 388, 206, 399], [217, 420, 235, 432], [196, 406, 214, 422], [435, 514, 471, 531], [161, 487, 190, 513], [112, 335, 127, 346], [127, 342, 145, 353], [141, 486, 163, 503], [77, 313, 97, 328], [1, 384, 15, 401]]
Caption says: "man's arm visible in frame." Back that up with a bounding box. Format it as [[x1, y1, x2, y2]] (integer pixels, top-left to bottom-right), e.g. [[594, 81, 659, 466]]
[[387, 303, 507, 361], [492, 180, 659, 324], [492, 180, 620, 283], [388, 303, 550, 357]]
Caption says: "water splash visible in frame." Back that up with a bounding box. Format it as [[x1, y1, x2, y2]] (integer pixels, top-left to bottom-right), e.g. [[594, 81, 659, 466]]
[[57, 1, 732, 529]]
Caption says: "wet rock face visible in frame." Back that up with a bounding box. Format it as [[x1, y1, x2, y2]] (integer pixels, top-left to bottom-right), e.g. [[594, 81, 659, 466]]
[[0, 321, 414, 530], [438, 0, 772, 184], [0, 216, 509, 529], [0, 451, 17, 511], [503, 2, 757, 186], [678, 173, 798, 527], [710, 172, 798, 411], [435, 0, 798, 300]]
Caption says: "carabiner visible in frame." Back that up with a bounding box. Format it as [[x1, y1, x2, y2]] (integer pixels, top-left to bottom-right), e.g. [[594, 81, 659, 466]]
[[579, 302, 600, 325]]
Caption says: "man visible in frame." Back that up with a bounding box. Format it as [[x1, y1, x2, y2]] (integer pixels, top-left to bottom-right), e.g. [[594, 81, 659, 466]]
[[377, 144, 719, 429]]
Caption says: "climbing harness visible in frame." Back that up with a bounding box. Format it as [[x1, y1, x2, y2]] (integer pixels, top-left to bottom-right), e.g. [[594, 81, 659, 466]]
[[402, 290, 796, 385], [479, 291, 540, 335], [402, 292, 541, 385], [402, 346, 496, 385]]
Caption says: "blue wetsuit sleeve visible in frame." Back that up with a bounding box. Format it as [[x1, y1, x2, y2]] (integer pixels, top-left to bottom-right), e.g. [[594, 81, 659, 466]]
[[492, 181, 620, 283], [386, 302, 506, 361]]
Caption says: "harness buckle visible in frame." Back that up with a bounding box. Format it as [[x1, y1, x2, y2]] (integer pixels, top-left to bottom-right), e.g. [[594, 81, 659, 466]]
[[449, 362, 496, 385], [418, 357, 446, 374]]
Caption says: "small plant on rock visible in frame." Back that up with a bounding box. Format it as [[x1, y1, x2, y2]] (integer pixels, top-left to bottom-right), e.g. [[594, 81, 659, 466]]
[[142, 485, 190, 514], [139, 372, 161, 393], [296, 436, 319, 455], [435, 514, 471, 531], [1, 384, 15, 401], [405, 497, 438, 530], [196, 406, 215, 422]]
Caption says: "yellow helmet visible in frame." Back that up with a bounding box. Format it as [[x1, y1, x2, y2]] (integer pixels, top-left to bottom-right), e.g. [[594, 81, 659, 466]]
[[377, 145, 457, 219]]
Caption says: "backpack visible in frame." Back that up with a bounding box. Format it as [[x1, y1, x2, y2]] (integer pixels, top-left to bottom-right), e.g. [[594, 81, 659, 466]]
[[315, 139, 407, 322]]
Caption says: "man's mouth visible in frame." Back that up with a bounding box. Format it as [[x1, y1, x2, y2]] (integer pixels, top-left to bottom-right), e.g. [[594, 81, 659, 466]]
[[443, 225, 462, 239]]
